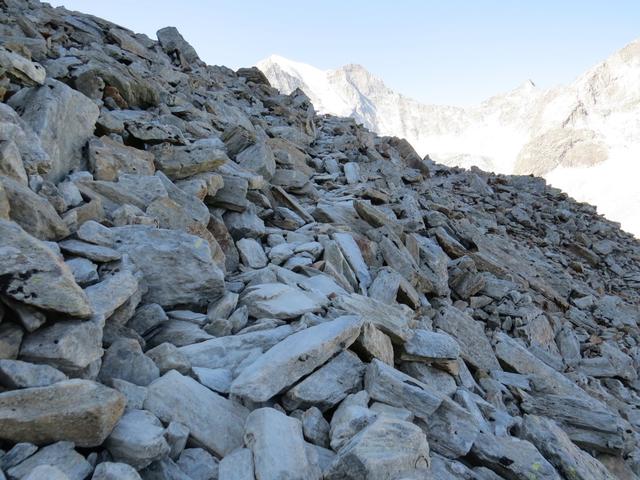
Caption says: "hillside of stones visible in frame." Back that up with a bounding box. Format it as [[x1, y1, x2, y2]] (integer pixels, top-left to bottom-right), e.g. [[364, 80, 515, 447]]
[[1, 1, 640, 479]]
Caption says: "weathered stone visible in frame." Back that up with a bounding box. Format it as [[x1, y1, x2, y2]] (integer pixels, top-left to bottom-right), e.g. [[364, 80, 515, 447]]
[[420, 396, 479, 458], [146, 342, 191, 375], [243, 408, 320, 480], [283, 350, 365, 412], [352, 322, 395, 365], [0, 220, 91, 317], [333, 232, 372, 291], [470, 433, 561, 480], [401, 329, 461, 362], [144, 370, 248, 457], [237, 238, 268, 268], [0, 322, 23, 360], [98, 339, 159, 386], [301, 407, 330, 447], [0, 139, 28, 185], [192, 367, 232, 394], [325, 417, 430, 480], [0, 380, 125, 447], [127, 303, 167, 337], [164, 421, 190, 460], [364, 359, 443, 420], [0, 47, 45, 86], [88, 136, 155, 182], [84, 269, 139, 321], [230, 316, 362, 402], [0, 359, 67, 389], [218, 448, 254, 480], [157, 26, 201, 65], [105, 409, 170, 470], [91, 462, 142, 480], [209, 174, 248, 211], [6, 442, 91, 480], [176, 448, 219, 480], [239, 283, 327, 320], [8, 79, 99, 183], [111, 226, 225, 308], [59, 239, 121, 262], [0, 442, 38, 471], [225, 204, 266, 239], [20, 320, 102, 375], [65, 257, 99, 286], [152, 144, 227, 180]]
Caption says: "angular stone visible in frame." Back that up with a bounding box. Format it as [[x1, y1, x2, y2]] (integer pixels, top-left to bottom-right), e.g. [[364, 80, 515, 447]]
[[88, 136, 155, 182], [209, 175, 248, 211], [98, 339, 159, 386], [401, 329, 461, 362], [6, 442, 91, 480], [434, 306, 499, 372], [352, 322, 394, 365], [325, 417, 430, 480], [146, 320, 212, 348], [333, 232, 372, 291], [111, 226, 225, 308], [244, 408, 320, 480], [0, 359, 67, 389], [0, 442, 38, 471], [105, 409, 170, 470], [225, 205, 266, 239], [65, 257, 99, 286], [218, 448, 254, 480], [0, 46, 45, 86], [157, 26, 201, 65], [470, 433, 561, 480], [333, 293, 413, 342], [364, 359, 443, 420], [283, 350, 365, 412], [19, 320, 102, 375], [0, 220, 91, 317], [0, 322, 23, 360], [520, 414, 616, 480], [59, 240, 121, 263], [127, 303, 168, 337], [146, 342, 191, 375], [329, 391, 377, 451], [165, 421, 190, 460], [192, 367, 232, 394], [77, 220, 115, 246], [8, 79, 99, 183], [230, 316, 362, 402], [91, 462, 142, 480], [0, 380, 125, 447], [421, 396, 479, 458], [302, 407, 330, 447], [237, 238, 268, 269], [144, 370, 248, 457], [0, 139, 28, 185], [239, 283, 327, 320], [152, 144, 227, 180], [1, 176, 69, 240], [176, 448, 219, 480]]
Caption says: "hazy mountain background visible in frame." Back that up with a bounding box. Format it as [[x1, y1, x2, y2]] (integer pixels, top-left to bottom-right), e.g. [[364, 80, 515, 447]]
[[258, 41, 640, 236]]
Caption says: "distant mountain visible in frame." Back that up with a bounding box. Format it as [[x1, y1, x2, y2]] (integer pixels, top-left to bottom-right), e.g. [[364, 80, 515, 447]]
[[258, 42, 640, 236]]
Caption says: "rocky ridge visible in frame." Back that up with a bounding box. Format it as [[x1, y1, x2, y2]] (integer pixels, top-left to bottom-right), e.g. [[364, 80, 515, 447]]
[[0, 0, 639, 479]]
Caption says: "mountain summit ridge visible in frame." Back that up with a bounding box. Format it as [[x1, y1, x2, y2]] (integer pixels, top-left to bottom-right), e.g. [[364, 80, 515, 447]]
[[258, 41, 640, 236]]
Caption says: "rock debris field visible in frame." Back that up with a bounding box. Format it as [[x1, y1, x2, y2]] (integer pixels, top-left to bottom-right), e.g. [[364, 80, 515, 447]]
[[0, 1, 640, 479]]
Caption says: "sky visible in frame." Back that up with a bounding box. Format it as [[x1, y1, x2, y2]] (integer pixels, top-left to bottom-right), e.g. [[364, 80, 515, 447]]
[[47, 1, 640, 106]]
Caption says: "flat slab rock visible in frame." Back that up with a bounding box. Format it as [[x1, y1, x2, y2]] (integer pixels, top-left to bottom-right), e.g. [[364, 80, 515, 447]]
[[230, 315, 363, 402], [239, 282, 328, 319], [0, 379, 125, 447], [144, 370, 248, 457]]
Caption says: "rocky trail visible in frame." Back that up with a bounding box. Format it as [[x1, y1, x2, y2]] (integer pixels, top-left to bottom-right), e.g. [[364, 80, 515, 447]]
[[0, 1, 640, 479]]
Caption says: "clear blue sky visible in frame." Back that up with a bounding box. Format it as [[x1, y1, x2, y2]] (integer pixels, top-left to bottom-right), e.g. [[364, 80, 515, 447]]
[[48, 0, 639, 106]]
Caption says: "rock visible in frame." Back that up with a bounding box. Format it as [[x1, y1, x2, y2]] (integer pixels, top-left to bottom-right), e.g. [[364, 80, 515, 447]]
[[243, 408, 320, 480], [0, 220, 91, 317], [8, 79, 99, 183], [176, 448, 218, 480], [156, 26, 201, 65], [84, 269, 139, 321], [0, 322, 23, 360], [77, 220, 115, 246], [225, 205, 266, 239], [239, 283, 327, 320], [111, 378, 147, 411], [237, 238, 268, 268], [283, 350, 365, 412], [66, 257, 99, 286], [434, 306, 500, 371], [111, 226, 225, 309], [230, 316, 362, 402], [421, 396, 479, 458], [0, 359, 67, 389], [91, 462, 142, 480], [105, 409, 170, 470], [333, 232, 372, 292], [364, 359, 443, 420], [333, 293, 413, 342], [0, 443, 38, 471], [352, 323, 395, 365], [98, 339, 159, 386], [325, 417, 430, 480], [88, 136, 155, 182], [235, 140, 276, 180], [164, 421, 190, 460], [520, 414, 616, 480], [192, 367, 232, 394], [0, 47, 45, 86], [0, 139, 28, 185], [59, 240, 122, 263], [470, 433, 561, 480], [7, 442, 91, 479], [152, 144, 227, 180], [209, 174, 248, 211], [0, 380, 125, 447], [401, 329, 461, 362], [1, 176, 69, 240], [329, 391, 377, 451], [127, 303, 168, 337], [139, 457, 192, 480], [146, 342, 191, 375], [19, 320, 102, 375], [218, 448, 254, 480], [144, 370, 248, 457], [301, 407, 330, 447]]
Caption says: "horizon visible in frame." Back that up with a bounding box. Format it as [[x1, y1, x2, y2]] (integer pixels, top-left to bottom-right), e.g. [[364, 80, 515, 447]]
[[46, 0, 640, 106]]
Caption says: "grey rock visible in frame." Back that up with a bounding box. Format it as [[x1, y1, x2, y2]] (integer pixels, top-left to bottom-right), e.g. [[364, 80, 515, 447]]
[[139, 457, 192, 480], [0, 359, 67, 389], [21, 465, 71, 480], [225, 205, 266, 239], [0, 322, 23, 360], [329, 391, 377, 451], [105, 409, 170, 470], [144, 370, 248, 457], [420, 396, 479, 458], [0, 380, 124, 447], [176, 448, 218, 480], [98, 339, 159, 386], [0, 220, 91, 317], [333, 232, 371, 292], [364, 359, 443, 420], [91, 462, 142, 480], [127, 303, 168, 337], [65, 257, 99, 286], [111, 378, 147, 411], [153, 144, 227, 180], [0, 46, 45, 86], [192, 367, 232, 394], [243, 408, 320, 480], [301, 407, 330, 447], [0, 443, 38, 471], [59, 240, 121, 263], [218, 448, 254, 480], [88, 136, 156, 182], [352, 322, 395, 365], [146, 342, 191, 375], [230, 316, 362, 402], [164, 421, 190, 460], [239, 283, 327, 320], [85, 270, 139, 321], [111, 226, 225, 309], [157, 26, 201, 65], [401, 329, 461, 362], [77, 220, 115, 246], [283, 350, 365, 412], [0, 139, 28, 185], [325, 417, 430, 480], [8, 79, 99, 183], [237, 238, 268, 268]]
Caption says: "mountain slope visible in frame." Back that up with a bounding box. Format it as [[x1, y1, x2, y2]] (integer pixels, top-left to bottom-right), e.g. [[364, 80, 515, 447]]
[[258, 43, 640, 236]]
